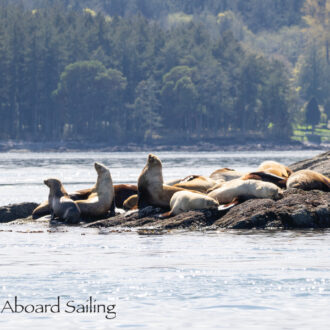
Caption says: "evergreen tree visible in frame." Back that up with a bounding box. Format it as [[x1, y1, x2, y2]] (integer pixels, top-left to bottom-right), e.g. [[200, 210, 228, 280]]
[[305, 97, 321, 128]]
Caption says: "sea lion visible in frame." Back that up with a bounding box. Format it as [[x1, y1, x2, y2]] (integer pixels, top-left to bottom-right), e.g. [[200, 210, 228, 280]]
[[208, 179, 283, 204], [286, 169, 330, 192], [209, 168, 246, 182], [113, 184, 138, 208], [174, 176, 218, 193], [123, 194, 138, 210], [161, 191, 219, 217], [32, 200, 51, 219], [166, 175, 200, 186], [257, 161, 292, 178], [240, 171, 287, 188], [75, 162, 115, 218], [137, 154, 195, 209], [44, 178, 81, 224], [32, 183, 136, 218]]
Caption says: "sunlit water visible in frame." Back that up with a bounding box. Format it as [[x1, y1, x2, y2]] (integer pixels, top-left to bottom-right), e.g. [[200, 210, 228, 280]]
[[1, 150, 330, 329]]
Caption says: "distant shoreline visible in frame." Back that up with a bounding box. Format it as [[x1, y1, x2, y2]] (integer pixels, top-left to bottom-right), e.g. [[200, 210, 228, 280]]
[[0, 140, 329, 153]]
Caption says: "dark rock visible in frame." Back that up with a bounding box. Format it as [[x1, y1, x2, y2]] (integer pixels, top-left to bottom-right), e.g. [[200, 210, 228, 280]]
[[289, 151, 330, 176], [84, 206, 228, 230], [85, 190, 329, 230], [214, 189, 330, 229], [0, 203, 39, 223]]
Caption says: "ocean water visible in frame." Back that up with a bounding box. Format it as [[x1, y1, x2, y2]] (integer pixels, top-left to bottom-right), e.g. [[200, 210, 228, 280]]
[[1, 150, 330, 329]]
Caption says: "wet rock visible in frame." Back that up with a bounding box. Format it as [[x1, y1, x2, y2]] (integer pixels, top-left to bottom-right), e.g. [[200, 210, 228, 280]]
[[85, 206, 229, 230], [289, 151, 330, 176], [0, 203, 38, 223], [84, 189, 329, 230], [214, 189, 330, 229]]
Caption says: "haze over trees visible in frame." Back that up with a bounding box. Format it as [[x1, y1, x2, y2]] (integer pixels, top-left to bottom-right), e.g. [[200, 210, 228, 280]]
[[0, 0, 328, 144]]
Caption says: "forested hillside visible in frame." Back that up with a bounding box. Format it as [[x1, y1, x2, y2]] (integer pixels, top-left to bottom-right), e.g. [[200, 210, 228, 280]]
[[0, 0, 329, 145]]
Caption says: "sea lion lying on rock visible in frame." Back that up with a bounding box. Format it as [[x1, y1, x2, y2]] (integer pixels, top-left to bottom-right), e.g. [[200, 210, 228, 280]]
[[113, 184, 138, 208], [207, 171, 288, 193], [174, 176, 218, 193], [161, 191, 219, 218], [209, 168, 246, 182], [123, 194, 138, 210], [240, 171, 287, 188], [208, 179, 283, 205], [257, 161, 292, 178], [44, 178, 80, 224], [286, 170, 330, 192], [166, 175, 200, 186]]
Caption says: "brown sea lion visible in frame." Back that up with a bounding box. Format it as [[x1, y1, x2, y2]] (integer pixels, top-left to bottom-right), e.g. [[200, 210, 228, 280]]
[[240, 171, 287, 188], [137, 154, 195, 209], [257, 161, 292, 178], [113, 184, 138, 208], [44, 178, 80, 224], [123, 194, 138, 210], [166, 175, 200, 186], [75, 162, 115, 218], [208, 179, 283, 204], [174, 176, 218, 193], [209, 168, 246, 182], [286, 170, 330, 192]]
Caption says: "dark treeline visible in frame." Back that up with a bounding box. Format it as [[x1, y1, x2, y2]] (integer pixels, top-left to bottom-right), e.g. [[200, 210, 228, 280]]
[[0, 1, 328, 144]]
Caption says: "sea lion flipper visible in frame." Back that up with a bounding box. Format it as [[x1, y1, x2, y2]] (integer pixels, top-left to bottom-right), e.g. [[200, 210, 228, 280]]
[[69, 187, 94, 201], [158, 211, 172, 219], [218, 198, 240, 211], [32, 200, 50, 219]]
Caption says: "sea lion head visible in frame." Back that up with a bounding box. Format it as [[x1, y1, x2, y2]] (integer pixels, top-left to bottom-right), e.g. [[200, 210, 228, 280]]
[[274, 189, 284, 200], [44, 178, 62, 191], [94, 162, 113, 193], [206, 197, 219, 208], [94, 162, 109, 175], [147, 154, 162, 168]]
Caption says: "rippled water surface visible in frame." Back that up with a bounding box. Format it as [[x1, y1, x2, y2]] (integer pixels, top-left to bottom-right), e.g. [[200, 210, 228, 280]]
[[1, 150, 329, 329]]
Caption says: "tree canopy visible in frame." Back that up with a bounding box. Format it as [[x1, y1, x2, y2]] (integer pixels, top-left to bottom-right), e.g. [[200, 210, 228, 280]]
[[0, 0, 328, 144]]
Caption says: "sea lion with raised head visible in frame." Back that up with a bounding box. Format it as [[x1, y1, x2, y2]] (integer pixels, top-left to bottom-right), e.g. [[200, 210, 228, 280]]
[[32, 183, 136, 218], [137, 154, 196, 209], [286, 169, 330, 192], [257, 161, 292, 178], [44, 178, 81, 224], [161, 191, 219, 218], [75, 162, 115, 218], [208, 179, 283, 204]]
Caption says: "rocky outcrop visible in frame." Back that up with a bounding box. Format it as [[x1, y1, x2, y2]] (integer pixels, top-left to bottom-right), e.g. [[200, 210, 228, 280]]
[[214, 189, 329, 229], [83, 189, 329, 230], [289, 151, 330, 177], [84, 206, 226, 230], [0, 203, 38, 223]]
